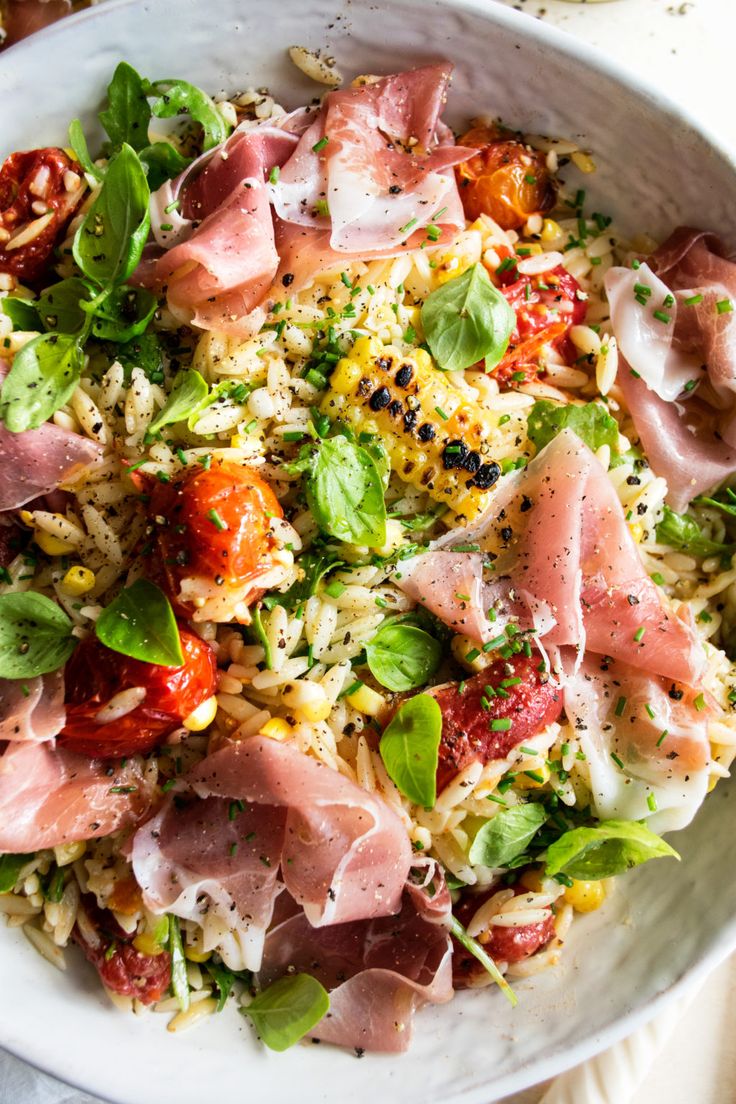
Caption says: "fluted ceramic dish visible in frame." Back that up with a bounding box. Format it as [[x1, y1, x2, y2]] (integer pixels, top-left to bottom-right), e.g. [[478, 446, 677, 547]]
[[1, 1, 735, 1101]]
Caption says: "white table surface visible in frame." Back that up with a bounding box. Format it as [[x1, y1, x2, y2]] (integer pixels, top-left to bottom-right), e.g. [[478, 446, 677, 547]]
[[2, 1, 736, 1102]]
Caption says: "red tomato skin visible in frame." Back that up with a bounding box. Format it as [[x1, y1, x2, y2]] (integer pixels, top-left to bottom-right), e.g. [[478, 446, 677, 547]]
[[58, 626, 217, 758], [430, 652, 563, 792], [73, 899, 171, 1005], [0, 148, 85, 281], [452, 885, 556, 986]]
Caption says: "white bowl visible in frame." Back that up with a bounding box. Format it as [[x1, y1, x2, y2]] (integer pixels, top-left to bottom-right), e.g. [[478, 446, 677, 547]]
[[1, 2, 736, 1101]]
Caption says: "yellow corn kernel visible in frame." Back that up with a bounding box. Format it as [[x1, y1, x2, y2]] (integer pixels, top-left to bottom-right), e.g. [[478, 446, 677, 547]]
[[61, 566, 95, 596], [571, 151, 596, 175], [346, 683, 386, 717], [35, 530, 71, 556], [451, 633, 492, 674], [183, 946, 212, 963], [230, 433, 246, 449], [540, 219, 562, 242], [563, 879, 606, 913], [53, 841, 86, 867], [182, 695, 218, 731], [19, 510, 34, 527], [524, 243, 543, 256], [518, 867, 546, 893], [628, 522, 644, 543], [259, 717, 293, 742], [514, 763, 551, 789], [133, 932, 167, 957]]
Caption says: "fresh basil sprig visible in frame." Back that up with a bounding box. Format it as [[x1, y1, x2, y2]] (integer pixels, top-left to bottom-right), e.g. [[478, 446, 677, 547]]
[[1, 297, 42, 332], [73, 143, 150, 287], [146, 368, 208, 439], [365, 622, 441, 692], [468, 803, 547, 868], [544, 819, 679, 881], [95, 578, 184, 667], [0, 592, 76, 678], [89, 285, 157, 343], [0, 333, 83, 432], [242, 974, 329, 1052], [37, 278, 92, 334], [379, 693, 442, 807], [0, 853, 33, 893], [306, 435, 387, 548], [421, 263, 516, 373]]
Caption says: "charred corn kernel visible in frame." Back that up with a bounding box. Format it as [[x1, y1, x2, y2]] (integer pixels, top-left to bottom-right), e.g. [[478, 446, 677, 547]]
[[61, 566, 95, 596], [346, 682, 386, 716], [322, 336, 502, 522], [133, 933, 167, 957], [182, 696, 218, 731], [451, 633, 493, 674], [53, 841, 86, 867], [540, 219, 562, 242], [260, 717, 293, 742], [563, 879, 606, 913], [35, 530, 71, 556], [571, 151, 596, 175], [628, 522, 644, 543], [515, 762, 551, 789], [183, 946, 212, 963]]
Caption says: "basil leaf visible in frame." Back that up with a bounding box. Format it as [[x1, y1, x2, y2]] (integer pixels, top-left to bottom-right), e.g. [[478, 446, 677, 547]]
[[527, 399, 619, 456], [0, 332, 83, 432], [421, 263, 516, 373], [2, 297, 42, 331], [656, 505, 731, 559], [450, 916, 517, 1006], [73, 143, 150, 288], [139, 141, 189, 190], [167, 914, 190, 1012], [379, 693, 442, 807], [544, 819, 679, 881], [37, 278, 91, 333], [147, 78, 230, 151], [468, 803, 547, 868], [68, 118, 103, 181], [147, 368, 208, 438], [0, 592, 75, 678], [0, 853, 33, 893], [89, 285, 157, 342], [95, 578, 184, 667], [206, 961, 236, 1012], [306, 435, 387, 547], [100, 61, 151, 152], [365, 622, 441, 692], [242, 974, 329, 1052]]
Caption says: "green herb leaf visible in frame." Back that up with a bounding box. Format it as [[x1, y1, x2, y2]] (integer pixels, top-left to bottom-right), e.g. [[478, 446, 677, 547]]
[[268, 549, 344, 612], [187, 377, 253, 433], [527, 399, 619, 456], [68, 118, 103, 180], [206, 961, 237, 1012], [138, 141, 189, 189], [100, 61, 152, 152], [88, 284, 157, 342], [146, 78, 229, 151], [0, 853, 32, 893], [379, 693, 442, 807], [37, 278, 91, 334], [306, 435, 387, 547], [146, 368, 208, 438], [421, 263, 515, 373], [450, 916, 517, 1006], [0, 592, 75, 678], [116, 332, 164, 381], [544, 818, 679, 880], [0, 332, 83, 431], [73, 143, 150, 288], [656, 505, 731, 559], [242, 974, 329, 1052], [365, 622, 441, 692], [95, 578, 184, 667], [1, 297, 42, 332], [468, 802, 548, 868], [167, 914, 190, 1012]]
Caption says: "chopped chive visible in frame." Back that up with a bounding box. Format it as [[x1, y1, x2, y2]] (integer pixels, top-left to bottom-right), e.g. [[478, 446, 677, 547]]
[[501, 677, 523, 688], [426, 224, 442, 241], [283, 430, 305, 442], [398, 217, 418, 236], [340, 271, 352, 288], [324, 579, 346, 599], [717, 299, 733, 314], [490, 718, 512, 732], [632, 258, 641, 269], [486, 794, 507, 805], [524, 770, 545, 783], [435, 406, 449, 421], [432, 206, 448, 220], [663, 293, 675, 308], [268, 165, 280, 184], [164, 199, 181, 213], [464, 648, 480, 663], [483, 634, 508, 652], [458, 681, 467, 694], [633, 283, 652, 298], [610, 752, 624, 769], [518, 744, 538, 755], [497, 774, 515, 794], [615, 695, 627, 717], [653, 310, 671, 324], [560, 742, 570, 757], [683, 379, 698, 392], [207, 508, 227, 531], [697, 609, 713, 623], [651, 572, 665, 585], [647, 792, 658, 812], [684, 293, 703, 306], [656, 729, 669, 747], [312, 136, 329, 153], [453, 543, 480, 552], [498, 414, 511, 426], [634, 626, 646, 642], [694, 693, 706, 711], [160, 222, 173, 232], [645, 703, 655, 719], [338, 679, 364, 700]]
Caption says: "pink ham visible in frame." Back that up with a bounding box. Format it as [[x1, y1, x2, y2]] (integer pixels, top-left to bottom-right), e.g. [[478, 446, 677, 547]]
[[0, 418, 102, 511], [397, 430, 705, 688], [131, 735, 412, 970], [0, 670, 64, 742], [0, 742, 155, 852]]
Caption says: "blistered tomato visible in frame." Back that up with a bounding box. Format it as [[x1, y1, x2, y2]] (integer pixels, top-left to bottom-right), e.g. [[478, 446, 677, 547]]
[[456, 124, 555, 230]]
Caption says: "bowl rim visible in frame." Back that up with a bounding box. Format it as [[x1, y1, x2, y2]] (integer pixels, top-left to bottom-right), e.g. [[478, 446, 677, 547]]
[[1, 0, 736, 1100]]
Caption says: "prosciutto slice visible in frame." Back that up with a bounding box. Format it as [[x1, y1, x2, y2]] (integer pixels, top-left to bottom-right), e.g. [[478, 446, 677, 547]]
[[0, 742, 154, 852], [0, 418, 102, 511], [396, 430, 704, 688], [132, 735, 412, 970], [606, 228, 736, 509], [0, 670, 65, 742], [258, 876, 453, 1053]]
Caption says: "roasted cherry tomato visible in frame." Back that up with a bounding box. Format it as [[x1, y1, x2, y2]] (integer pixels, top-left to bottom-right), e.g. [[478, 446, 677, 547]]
[[73, 896, 171, 1005], [145, 460, 283, 613], [456, 124, 556, 230], [58, 625, 217, 758], [452, 884, 556, 987], [429, 652, 563, 792], [0, 147, 85, 281]]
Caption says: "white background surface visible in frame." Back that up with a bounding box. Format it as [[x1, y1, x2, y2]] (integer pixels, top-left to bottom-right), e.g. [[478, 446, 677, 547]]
[[1, 1, 736, 1102]]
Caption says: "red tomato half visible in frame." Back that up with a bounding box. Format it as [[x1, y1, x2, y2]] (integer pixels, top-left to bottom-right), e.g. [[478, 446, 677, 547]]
[[58, 625, 217, 758], [452, 884, 556, 986], [456, 124, 556, 230], [73, 897, 171, 1005], [0, 147, 85, 281]]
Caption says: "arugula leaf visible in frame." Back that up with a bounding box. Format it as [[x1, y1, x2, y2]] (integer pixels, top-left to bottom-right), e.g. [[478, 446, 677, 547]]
[[365, 622, 441, 692], [187, 378, 253, 433], [527, 399, 619, 456], [544, 819, 679, 880], [95, 579, 184, 667], [0, 592, 76, 678], [1, 297, 42, 332], [138, 141, 189, 190], [656, 505, 731, 559], [379, 694, 442, 807], [0, 332, 83, 432], [242, 974, 329, 1052], [99, 61, 152, 152], [0, 853, 32, 893], [206, 961, 237, 1012], [267, 549, 344, 612], [699, 487, 736, 520], [421, 263, 515, 372], [167, 915, 190, 1012], [450, 916, 517, 1006], [116, 333, 164, 382], [468, 803, 547, 868], [89, 285, 158, 343], [389, 504, 448, 533], [37, 278, 91, 334], [146, 368, 208, 438], [73, 143, 150, 288], [306, 435, 387, 547], [146, 78, 230, 151], [68, 118, 103, 180]]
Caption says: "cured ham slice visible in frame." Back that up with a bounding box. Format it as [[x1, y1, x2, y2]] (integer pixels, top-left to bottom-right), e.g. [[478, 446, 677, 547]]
[[396, 430, 704, 688], [0, 670, 65, 742], [564, 654, 711, 833], [258, 875, 453, 1052], [0, 419, 102, 511], [606, 228, 736, 509], [0, 743, 154, 852], [132, 736, 412, 970]]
